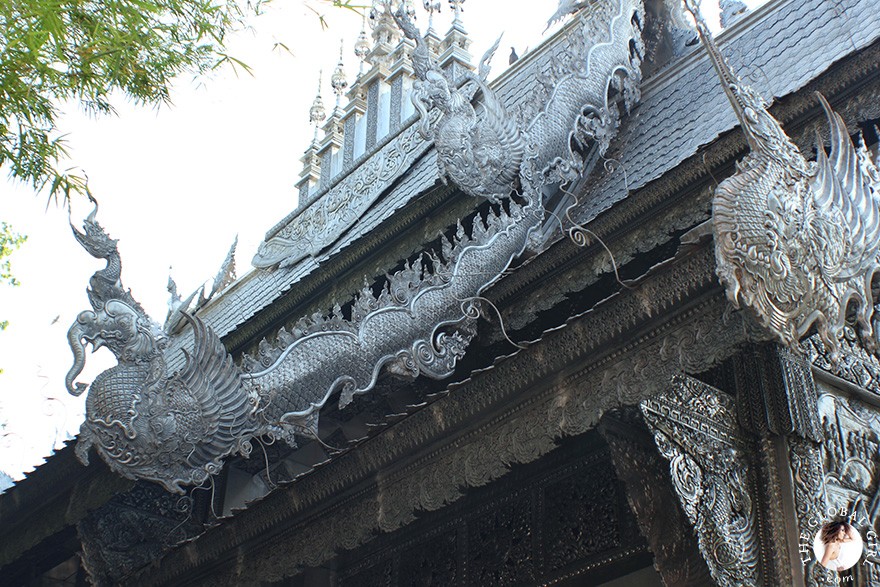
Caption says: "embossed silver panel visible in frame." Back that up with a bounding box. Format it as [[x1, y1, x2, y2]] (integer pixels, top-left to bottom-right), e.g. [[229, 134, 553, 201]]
[[642, 375, 761, 587]]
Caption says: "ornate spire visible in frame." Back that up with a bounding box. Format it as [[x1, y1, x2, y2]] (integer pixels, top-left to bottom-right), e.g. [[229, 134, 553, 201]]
[[449, 0, 465, 27], [308, 71, 327, 129], [423, 0, 441, 32], [354, 14, 371, 71], [368, 0, 405, 48], [438, 0, 471, 79], [331, 40, 348, 100]]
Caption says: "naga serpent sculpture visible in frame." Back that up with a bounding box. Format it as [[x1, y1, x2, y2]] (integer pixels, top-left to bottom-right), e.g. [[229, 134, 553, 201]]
[[684, 0, 880, 361], [66, 0, 645, 492]]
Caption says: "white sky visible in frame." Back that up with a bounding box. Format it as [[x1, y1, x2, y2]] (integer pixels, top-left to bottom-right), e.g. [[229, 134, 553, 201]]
[[0, 0, 743, 479]]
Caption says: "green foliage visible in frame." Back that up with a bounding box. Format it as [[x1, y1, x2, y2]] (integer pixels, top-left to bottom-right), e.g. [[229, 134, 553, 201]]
[[0, 222, 26, 333], [303, 0, 368, 31], [0, 0, 257, 202], [0, 223, 25, 288], [1, 0, 365, 203]]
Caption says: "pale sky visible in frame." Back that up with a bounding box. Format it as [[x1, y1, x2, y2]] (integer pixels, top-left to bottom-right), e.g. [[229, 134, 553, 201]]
[[0, 0, 741, 479]]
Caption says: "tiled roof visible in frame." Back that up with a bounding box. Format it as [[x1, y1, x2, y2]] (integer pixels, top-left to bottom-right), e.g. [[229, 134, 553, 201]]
[[578, 0, 880, 222]]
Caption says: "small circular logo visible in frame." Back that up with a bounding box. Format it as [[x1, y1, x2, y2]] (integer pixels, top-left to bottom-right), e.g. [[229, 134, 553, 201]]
[[813, 521, 864, 572]]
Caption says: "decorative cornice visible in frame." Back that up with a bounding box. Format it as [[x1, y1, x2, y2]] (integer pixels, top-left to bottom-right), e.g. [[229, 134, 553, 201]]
[[135, 242, 755, 584]]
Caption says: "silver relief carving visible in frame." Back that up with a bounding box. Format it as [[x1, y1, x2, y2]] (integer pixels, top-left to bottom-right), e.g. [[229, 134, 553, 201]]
[[397, 0, 643, 197], [641, 374, 761, 587], [395, 12, 524, 203], [66, 200, 259, 492], [685, 1, 880, 362], [523, 0, 643, 184]]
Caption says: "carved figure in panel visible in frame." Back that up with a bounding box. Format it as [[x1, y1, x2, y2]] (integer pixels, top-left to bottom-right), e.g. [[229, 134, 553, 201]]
[[805, 330, 880, 395], [788, 436, 835, 587], [818, 392, 880, 510], [813, 390, 880, 586], [684, 1, 880, 362], [641, 374, 761, 587]]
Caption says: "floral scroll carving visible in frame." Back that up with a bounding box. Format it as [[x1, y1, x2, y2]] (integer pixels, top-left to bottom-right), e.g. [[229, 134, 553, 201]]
[[641, 374, 761, 587]]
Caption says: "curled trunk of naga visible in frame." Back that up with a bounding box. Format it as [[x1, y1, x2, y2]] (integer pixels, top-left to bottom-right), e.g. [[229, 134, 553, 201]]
[[66, 313, 95, 396]]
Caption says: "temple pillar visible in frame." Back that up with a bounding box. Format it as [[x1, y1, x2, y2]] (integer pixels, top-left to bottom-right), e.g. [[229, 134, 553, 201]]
[[731, 343, 833, 586]]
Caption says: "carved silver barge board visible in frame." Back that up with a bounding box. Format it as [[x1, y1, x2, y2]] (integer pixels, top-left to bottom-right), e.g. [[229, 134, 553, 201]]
[[683, 0, 880, 361], [242, 198, 544, 434], [66, 197, 542, 492], [522, 0, 643, 184]]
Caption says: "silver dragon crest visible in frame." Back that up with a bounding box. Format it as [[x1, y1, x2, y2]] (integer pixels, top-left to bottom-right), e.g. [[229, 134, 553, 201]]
[[66, 198, 258, 492], [394, 10, 524, 203], [395, 0, 644, 200], [684, 0, 880, 361]]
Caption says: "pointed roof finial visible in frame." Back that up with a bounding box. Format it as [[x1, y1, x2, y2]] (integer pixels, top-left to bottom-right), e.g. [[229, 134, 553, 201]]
[[354, 17, 371, 78], [354, 13, 371, 63], [423, 0, 441, 33], [309, 70, 327, 127], [449, 0, 464, 25], [331, 40, 348, 98]]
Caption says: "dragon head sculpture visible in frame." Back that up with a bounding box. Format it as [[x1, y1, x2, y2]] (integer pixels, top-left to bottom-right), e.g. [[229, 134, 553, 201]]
[[66, 202, 257, 492], [393, 8, 523, 203], [684, 0, 880, 359]]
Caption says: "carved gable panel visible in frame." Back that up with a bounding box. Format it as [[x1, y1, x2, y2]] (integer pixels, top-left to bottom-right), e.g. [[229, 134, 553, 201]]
[[641, 374, 762, 587]]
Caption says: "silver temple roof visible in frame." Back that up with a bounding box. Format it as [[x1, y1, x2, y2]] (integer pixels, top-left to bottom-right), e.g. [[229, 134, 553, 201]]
[[171, 0, 880, 362]]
